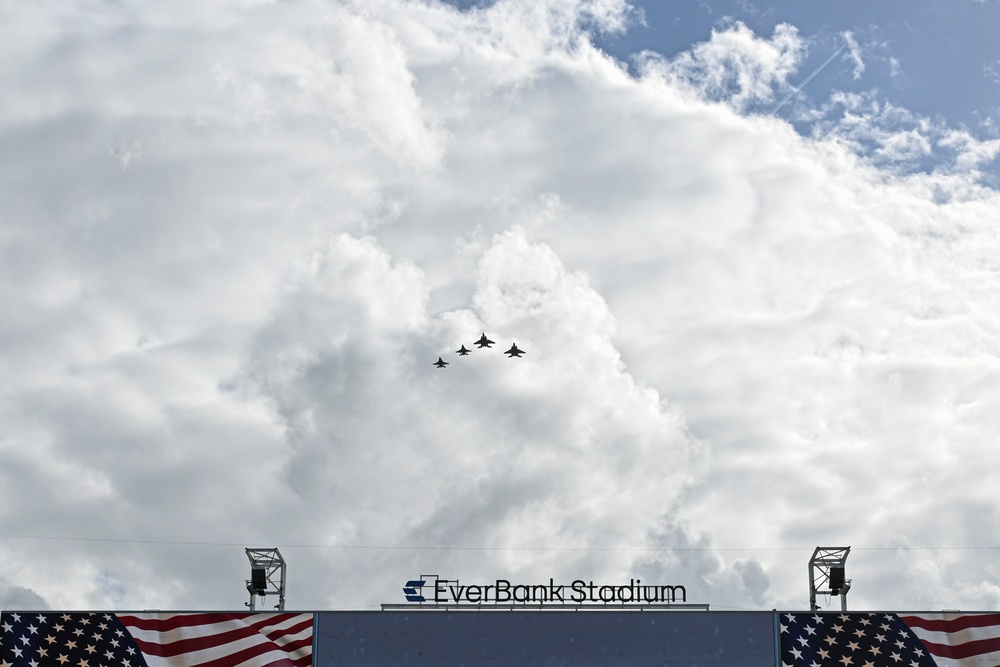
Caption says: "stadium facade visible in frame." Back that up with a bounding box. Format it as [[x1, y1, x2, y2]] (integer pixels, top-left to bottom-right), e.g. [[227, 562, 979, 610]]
[[2, 607, 997, 665]]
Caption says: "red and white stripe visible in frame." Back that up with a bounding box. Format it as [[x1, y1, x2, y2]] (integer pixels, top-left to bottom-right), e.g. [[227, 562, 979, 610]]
[[901, 613, 1000, 667], [118, 612, 313, 667]]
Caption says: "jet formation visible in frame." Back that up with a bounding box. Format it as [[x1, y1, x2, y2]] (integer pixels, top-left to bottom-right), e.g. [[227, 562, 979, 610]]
[[434, 332, 525, 367]]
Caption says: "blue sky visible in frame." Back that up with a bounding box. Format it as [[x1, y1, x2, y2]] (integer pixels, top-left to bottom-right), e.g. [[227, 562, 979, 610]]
[[447, 0, 1000, 125], [2, 0, 1000, 614], [604, 1, 1000, 124], [619, 1, 1000, 179], [446, 0, 1000, 181]]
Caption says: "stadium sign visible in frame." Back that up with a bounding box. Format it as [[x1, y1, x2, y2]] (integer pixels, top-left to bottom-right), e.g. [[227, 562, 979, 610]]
[[403, 576, 686, 604]]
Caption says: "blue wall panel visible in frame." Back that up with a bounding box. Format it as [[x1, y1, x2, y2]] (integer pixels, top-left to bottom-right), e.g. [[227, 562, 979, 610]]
[[314, 610, 776, 666]]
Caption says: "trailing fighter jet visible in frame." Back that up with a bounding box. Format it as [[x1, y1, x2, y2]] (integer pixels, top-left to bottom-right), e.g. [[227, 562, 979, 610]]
[[475, 333, 495, 348], [456, 345, 471, 356], [504, 343, 524, 358], [433, 357, 449, 368]]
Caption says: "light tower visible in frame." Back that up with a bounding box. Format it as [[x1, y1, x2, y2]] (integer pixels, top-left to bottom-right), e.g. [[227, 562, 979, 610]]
[[808, 546, 851, 611], [245, 547, 286, 611]]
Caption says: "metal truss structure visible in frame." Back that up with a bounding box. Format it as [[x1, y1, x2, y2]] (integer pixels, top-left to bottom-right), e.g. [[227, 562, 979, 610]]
[[808, 546, 851, 611], [245, 547, 287, 611]]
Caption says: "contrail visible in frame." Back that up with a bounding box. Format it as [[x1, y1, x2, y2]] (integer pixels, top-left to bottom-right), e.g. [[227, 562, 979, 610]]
[[771, 42, 847, 115]]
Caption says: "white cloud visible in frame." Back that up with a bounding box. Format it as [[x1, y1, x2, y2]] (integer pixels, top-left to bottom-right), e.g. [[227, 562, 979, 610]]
[[638, 21, 805, 111], [2, 0, 1000, 614], [241, 228, 704, 604], [841, 30, 865, 80], [0, 579, 49, 610], [889, 56, 902, 79], [987, 60, 1000, 84], [809, 92, 1000, 180]]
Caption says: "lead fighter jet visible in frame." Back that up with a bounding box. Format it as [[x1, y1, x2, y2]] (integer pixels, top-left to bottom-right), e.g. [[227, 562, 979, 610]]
[[433, 357, 449, 368], [456, 345, 471, 356], [475, 333, 495, 348], [504, 343, 525, 358]]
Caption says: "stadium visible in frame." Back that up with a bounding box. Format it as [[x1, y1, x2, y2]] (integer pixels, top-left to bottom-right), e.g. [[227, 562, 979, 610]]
[[1, 607, 994, 665], [2, 552, 996, 666]]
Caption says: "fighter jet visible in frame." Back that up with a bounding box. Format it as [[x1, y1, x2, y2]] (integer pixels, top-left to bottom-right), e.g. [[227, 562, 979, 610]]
[[456, 345, 471, 356], [504, 343, 525, 358], [433, 357, 449, 368], [475, 333, 495, 348]]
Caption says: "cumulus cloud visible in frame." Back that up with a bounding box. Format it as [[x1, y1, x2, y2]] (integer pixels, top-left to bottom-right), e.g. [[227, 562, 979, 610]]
[[0, 580, 49, 611], [3, 0, 1000, 614], [639, 21, 805, 111], [987, 60, 1000, 84], [810, 91, 1000, 180], [841, 31, 865, 80], [242, 228, 703, 604]]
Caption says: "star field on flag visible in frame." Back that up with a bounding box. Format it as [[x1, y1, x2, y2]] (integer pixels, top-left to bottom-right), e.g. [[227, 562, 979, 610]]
[[1, 612, 148, 667], [780, 612, 938, 667]]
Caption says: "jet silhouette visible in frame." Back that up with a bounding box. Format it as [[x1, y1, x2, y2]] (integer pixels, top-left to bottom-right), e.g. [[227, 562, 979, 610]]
[[433, 357, 449, 368], [475, 333, 495, 348], [504, 343, 525, 358], [456, 345, 471, 356]]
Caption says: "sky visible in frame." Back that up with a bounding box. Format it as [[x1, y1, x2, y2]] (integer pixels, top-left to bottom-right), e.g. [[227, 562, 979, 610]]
[[1, 0, 1000, 614]]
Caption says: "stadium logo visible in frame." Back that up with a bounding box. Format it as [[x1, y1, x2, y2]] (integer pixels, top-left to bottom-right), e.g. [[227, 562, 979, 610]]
[[402, 579, 427, 602], [402, 575, 686, 605]]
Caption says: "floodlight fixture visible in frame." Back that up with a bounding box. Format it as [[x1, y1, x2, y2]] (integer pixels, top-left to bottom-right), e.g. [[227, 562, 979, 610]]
[[250, 566, 268, 595], [808, 546, 851, 611], [244, 547, 286, 611]]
